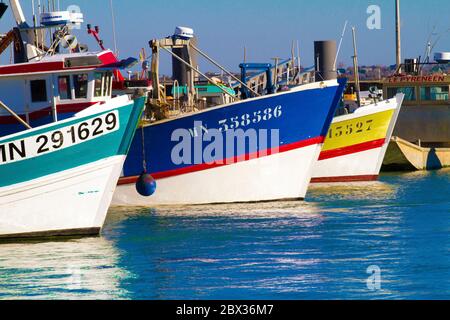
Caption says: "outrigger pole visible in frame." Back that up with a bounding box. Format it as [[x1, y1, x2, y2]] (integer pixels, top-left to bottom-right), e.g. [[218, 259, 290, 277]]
[[334, 20, 348, 72], [0, 100, 32, 129], [160, 46, 238, 101], [188, 43, 261, 97]]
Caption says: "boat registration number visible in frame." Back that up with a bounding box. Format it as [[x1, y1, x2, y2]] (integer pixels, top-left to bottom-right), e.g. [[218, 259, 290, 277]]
[[0, 111, 119, 165], [218, 106, 283, 132]]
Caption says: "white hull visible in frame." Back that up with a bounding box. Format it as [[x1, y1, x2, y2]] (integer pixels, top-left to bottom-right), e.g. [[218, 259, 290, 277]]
[[113, 144, 322, 206], [312, 95, 403, 182], [312, 146, 387, 182], [0, 155, 126, 238]]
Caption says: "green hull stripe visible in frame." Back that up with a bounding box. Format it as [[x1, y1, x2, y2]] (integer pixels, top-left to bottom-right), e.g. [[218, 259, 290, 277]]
[[0, 97, 145, 188]]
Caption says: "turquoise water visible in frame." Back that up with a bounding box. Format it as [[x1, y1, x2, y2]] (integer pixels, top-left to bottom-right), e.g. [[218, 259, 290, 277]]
[[0, 169, 449, 300]]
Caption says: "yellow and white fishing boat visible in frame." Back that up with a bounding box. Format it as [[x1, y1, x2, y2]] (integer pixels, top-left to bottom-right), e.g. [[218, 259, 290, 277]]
[[311, 94, 404, 183]]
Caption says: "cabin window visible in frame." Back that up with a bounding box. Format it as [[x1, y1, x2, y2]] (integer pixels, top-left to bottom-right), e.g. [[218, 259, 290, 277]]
[[420, 86, 449, 101], [387, 87, 416, 101], [94, 72, 103, 97], [94, 72, 113, 97], [30, 80, 48, 102], [58, 76, 72, 100], [104, 73, 112, 97], [73, 74, 88, 99]]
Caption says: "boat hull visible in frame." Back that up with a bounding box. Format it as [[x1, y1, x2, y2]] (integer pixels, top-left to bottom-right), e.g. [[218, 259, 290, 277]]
[[114, 80, 346, 206], [115, 142, 321, 205], [383, 136, 450, 171], [311, 95, 404, 183], [0, 96, 145, 239], [0, 156, 125, 238]]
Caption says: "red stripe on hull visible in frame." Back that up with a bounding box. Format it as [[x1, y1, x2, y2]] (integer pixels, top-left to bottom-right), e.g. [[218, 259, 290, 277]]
[[319, 138, 386, 160], [0, 51, 117, 76], [310, 175, 379, 183], [0, 61, 64, 75], [118, 136, 324, 185]]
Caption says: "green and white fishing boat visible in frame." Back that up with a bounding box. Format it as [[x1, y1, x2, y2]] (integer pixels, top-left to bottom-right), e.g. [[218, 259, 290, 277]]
[[0, 95, 145, 239], [0, 0, 145, 239]]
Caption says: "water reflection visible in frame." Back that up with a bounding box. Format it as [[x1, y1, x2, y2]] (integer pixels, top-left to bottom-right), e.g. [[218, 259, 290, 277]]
[[112, 200, 323, 219], [106, 194, 409, 299], [308, 180, 398, 202], [0, 170, 448, 299], [0, 237, 132, 300]]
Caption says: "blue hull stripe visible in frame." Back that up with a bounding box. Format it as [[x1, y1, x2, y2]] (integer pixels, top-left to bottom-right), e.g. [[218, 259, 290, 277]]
[[123, 80, 347, 178]]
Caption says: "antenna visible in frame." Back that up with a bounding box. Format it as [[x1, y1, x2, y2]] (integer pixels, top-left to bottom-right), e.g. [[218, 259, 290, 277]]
[[109, 0, 118, 56], [430, 28, 450, 52], [423, 26, 436, 63]]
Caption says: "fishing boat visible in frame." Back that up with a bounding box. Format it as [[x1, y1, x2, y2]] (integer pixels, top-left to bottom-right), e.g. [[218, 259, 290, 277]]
[[0, 0, 139, 135], [112, 28, 346, 206], [381, 72, 450, 170], [228, 40, 406, 184], [381, 0, 449, 170], [0, 95, 145, 239], [0, 0, 145, 238], [311, 94, 404, 183]]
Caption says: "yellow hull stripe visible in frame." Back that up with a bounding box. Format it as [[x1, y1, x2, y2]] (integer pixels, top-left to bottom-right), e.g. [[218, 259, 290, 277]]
[[323, 109, 395, 152]]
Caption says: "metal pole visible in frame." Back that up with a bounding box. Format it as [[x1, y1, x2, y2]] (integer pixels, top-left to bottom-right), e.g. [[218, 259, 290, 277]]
[[189, 43, 260, 97], [352, 27, 361, 107], [290, 40, 295, 84], [32, 0, 38, 49], [109, 0, 118, 56], [334, 20, 348, 72], [271, 57, 280, 90], [395, 0, 402, 73], [161, 47, 237, 101], [0, 100, 32, 129]]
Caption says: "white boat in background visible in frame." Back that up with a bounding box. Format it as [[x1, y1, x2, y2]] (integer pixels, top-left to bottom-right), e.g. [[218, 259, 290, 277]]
[[311, 94, 404, 183]]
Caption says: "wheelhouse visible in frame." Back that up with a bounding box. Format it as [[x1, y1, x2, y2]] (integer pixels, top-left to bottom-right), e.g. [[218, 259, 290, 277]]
[[0, 50, 118, 136], [383, 75, 450, 106], [381, 74, 450, 146]]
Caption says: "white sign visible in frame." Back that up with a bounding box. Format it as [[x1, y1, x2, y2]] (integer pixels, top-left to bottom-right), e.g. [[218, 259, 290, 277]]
[[0, 111, 119, 165]]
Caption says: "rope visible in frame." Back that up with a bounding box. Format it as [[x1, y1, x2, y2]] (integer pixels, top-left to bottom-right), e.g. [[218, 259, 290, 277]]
[[140, 124, 147, 173]]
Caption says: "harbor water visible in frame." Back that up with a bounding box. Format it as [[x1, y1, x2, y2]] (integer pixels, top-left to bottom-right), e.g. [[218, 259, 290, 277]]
[[0, 169, 449, 300]]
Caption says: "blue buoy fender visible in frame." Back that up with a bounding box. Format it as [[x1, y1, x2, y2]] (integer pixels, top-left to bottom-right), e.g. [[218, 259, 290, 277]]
[[135, 172, 157, 197]]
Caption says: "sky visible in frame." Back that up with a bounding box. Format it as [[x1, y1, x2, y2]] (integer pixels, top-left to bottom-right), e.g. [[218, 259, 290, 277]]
[[0, 0, 449, 74]]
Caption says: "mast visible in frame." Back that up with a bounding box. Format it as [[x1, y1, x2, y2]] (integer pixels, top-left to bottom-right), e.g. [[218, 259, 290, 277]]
[[395, 0, 402, 73], [351, 27, 361, 107]]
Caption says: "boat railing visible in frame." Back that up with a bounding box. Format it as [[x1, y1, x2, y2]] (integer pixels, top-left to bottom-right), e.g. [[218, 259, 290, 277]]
[[0, 100, 32, 130]]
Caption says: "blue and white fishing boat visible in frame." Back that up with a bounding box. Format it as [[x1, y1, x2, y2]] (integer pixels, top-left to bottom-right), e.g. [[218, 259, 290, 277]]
[[111, 29, 347, 205], [0, 95, 145, 239]]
